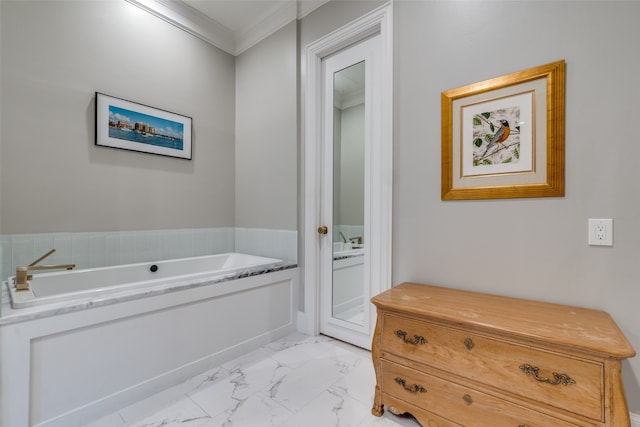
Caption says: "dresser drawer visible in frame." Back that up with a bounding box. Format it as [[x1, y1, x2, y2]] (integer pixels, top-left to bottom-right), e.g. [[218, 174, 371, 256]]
[[381, 314, 604, 420], [381, 360, 587, 427]]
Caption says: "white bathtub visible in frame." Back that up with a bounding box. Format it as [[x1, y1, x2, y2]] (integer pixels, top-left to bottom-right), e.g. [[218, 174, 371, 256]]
[[8, 252, 282, 308], [1, 253, 298, 427]]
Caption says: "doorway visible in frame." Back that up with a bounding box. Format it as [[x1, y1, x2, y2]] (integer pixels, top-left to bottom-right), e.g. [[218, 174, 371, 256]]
[[303, 4, 393, 349]]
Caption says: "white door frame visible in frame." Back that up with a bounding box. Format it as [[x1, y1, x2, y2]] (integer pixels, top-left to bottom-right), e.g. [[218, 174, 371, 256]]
[[301, 2, 393, 342]]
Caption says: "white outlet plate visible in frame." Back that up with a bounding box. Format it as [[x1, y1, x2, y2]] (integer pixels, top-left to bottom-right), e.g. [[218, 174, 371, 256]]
[[588, 218, 613, 246]]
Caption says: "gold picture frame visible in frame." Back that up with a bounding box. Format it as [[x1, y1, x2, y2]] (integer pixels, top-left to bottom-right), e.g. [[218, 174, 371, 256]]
[[441, 60, 565, 200]]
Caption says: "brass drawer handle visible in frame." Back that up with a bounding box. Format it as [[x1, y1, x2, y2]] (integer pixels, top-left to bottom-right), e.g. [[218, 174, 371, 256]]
[[394, 377, 427, 394], [395, 329, 427, 345], [519, 425, 530, 427], [462, 394, 473, 405], [464, 337, 474, 350], [519, 364, 576, 386]]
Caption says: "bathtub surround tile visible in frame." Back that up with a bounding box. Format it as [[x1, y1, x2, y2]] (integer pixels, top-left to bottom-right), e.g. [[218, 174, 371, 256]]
[[89, 233, 109, 268], [105, 233, 123, 266], [1, 227, 294, 283], [86, 333, 420, 427], [161, 229, 195, 260], [8, 234, 37, 270], [193, 228, 234, 257], [71, 232, 92, 268], [32, 234, 55, 261], [134, 230, 163, 263], [52, 233, 74, 264], [235, 228, 297, 263]]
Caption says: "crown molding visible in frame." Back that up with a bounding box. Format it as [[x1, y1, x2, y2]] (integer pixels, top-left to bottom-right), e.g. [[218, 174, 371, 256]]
[[297, 0, 331, 19], [233, 1, 297, 55], [124, 0, 235, 54], [125, 0, 330, 56]]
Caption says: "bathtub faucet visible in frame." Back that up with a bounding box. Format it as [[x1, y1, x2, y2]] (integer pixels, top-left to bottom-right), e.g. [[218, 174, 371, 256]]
[[14, 249, 75, 291]]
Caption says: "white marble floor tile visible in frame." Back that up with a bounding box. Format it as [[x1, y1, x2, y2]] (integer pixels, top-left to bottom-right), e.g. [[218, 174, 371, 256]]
[[189, 357, 291, 416], [269, 349, 363, 412], [329, 355, 377, 406], [201, 392, 292, 427], [84, 333, 422, 427], [221, 346, 278, 372], [266, 333, 337, 367], [278, 388, 371, 427], [127, 397, 211, 427], [119, 367, 230, 423]]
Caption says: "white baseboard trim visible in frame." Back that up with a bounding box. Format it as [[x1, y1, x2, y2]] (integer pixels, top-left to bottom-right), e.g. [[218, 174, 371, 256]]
[[631, 411, 640, 427], [297, 310, 312, 335]]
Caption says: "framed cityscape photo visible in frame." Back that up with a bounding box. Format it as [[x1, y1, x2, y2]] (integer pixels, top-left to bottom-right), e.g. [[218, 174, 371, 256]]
[[95, 92, 192, 160]]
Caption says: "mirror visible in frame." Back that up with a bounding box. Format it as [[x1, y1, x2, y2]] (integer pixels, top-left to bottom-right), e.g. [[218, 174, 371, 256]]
[[332, 61, 365, 325]]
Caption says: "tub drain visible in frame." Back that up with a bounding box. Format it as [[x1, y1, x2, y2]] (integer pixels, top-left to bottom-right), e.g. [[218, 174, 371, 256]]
[[149, 264, 159, 273]]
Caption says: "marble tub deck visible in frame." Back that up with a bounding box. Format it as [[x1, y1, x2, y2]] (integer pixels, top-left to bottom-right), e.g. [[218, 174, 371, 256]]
[[87, 333, 420, 427]]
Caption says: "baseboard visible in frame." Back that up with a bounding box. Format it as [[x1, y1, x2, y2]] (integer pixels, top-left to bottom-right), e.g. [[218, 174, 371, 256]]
[[297, 310, 309, 334], [631, 411, 640, 427]]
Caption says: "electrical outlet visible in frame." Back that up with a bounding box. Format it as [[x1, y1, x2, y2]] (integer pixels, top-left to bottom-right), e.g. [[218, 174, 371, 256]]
[[588, 218, 613, 246]]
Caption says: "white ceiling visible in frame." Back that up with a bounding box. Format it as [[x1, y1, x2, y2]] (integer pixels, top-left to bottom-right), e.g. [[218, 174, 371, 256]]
[[125, 0, 330, 56], [183, 0, 291, 32]]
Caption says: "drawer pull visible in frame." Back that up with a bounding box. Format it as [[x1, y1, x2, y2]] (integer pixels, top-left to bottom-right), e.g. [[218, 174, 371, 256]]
[[519, 364, 576, 386], [464, 337, 474, 350], [519, 425, 530, 427], [462, 394, 473, 405], [394, 377, 427, 394], [395, 330, 427, 345]]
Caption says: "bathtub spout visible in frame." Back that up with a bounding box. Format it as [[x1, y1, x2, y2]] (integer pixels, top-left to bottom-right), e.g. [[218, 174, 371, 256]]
[[14, 249, 75, 291]]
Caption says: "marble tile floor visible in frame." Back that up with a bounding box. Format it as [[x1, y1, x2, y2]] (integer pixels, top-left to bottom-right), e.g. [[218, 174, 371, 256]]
[[86, 332, 421, 427]]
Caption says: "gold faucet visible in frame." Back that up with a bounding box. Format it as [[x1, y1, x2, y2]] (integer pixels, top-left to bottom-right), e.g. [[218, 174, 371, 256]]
[[14, 249, 75, 291]]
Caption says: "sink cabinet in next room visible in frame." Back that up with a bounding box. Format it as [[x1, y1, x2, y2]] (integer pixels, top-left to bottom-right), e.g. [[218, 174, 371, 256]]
[[371, 282, 636, 427]]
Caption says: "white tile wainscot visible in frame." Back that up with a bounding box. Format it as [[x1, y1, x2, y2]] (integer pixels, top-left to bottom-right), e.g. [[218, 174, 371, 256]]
[[0, 266, 299, 427]]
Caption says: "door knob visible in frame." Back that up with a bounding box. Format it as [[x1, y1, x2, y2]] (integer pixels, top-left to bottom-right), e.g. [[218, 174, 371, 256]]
[[317, 226, 328, 235]]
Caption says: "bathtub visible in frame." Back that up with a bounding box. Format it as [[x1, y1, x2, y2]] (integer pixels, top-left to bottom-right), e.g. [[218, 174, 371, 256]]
[[7, 252, 283, 309], [1, 253, 298, 427]]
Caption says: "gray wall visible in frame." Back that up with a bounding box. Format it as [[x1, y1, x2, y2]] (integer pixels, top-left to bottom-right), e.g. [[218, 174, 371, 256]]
[[300, 0, 639, 412], [235, 21, 297, 230], [0, 0, 236, 233], [392, 0, 640, 411]]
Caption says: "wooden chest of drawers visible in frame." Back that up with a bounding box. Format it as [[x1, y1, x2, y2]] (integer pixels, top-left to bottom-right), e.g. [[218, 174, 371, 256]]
[[371, 283, 636, 427]]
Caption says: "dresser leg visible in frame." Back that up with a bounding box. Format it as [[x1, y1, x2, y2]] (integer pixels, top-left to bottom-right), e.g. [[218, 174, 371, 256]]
[[372, 384, 384, 416], [371, 314, 384, 416]]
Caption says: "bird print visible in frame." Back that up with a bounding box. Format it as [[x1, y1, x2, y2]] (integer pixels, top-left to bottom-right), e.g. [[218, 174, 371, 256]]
[[482, 119, 510, 157]]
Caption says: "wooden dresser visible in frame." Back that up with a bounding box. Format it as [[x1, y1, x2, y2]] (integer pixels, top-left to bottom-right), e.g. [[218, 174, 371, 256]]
[[371, 283, 635, 427]]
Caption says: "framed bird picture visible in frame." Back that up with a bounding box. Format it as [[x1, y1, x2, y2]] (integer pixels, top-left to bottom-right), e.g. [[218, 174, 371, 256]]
[[441, 60, 565, 200]]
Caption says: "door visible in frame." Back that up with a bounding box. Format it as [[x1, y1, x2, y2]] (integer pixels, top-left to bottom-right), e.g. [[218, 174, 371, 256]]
[[319, 35, 381, 349], [303, 3, 393, 351]]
